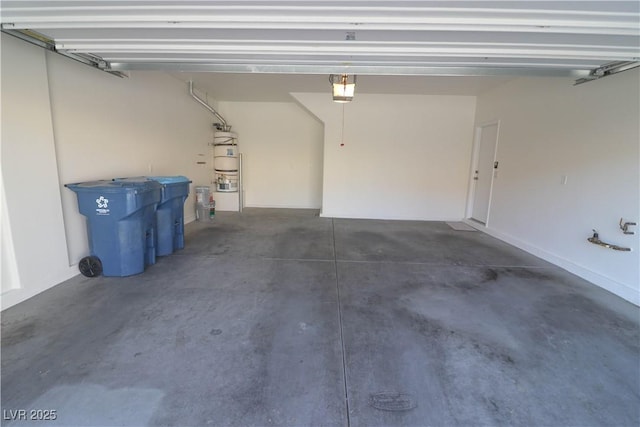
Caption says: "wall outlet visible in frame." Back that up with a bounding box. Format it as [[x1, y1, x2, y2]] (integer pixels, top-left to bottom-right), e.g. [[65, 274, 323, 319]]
[[561, 174, 568, 185], [148, 163, 153, 173]]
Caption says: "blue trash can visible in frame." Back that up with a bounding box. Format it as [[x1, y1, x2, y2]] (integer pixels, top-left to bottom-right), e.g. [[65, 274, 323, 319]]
[[146, 176, 192, 256], [65, 180, 161, 277]]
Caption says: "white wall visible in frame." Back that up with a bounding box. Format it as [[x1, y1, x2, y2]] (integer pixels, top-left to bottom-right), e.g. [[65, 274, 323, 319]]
[[292, 93, 477, 220], [218, 101, 324, 209], [1, 176, 20, 294], [1, 34, 73, 308], [47, 55, 213, 265], [1, 34, 215, 309], [472, 71, 640, 305]]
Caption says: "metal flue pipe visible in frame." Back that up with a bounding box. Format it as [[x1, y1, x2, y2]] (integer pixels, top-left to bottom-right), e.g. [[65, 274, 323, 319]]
[[188, 80, 230, 131]]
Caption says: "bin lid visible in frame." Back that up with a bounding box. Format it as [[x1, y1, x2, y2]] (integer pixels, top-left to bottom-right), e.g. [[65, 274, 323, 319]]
[[66, 179, 159, 193], [146, 176, 191, 184], [112, 177, 162, 189]]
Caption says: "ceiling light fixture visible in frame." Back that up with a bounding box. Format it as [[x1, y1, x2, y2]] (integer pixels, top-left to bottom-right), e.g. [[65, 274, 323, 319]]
[[330, 74, 356, 103]]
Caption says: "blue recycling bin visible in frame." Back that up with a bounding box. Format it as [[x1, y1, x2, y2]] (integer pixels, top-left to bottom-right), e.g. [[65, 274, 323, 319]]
[[65, 180, 161, 277], [146, 176, 192, 256]]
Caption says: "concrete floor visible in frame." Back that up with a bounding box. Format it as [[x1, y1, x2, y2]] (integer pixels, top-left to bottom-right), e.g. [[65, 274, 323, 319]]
[[2, 209, 639, 427]]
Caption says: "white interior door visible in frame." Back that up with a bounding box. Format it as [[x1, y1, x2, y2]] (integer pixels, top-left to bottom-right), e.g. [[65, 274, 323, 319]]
[[471, 123, 498, 224]]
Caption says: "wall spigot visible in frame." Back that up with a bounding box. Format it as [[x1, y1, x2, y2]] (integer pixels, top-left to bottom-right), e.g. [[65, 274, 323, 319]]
[[588, 229, 631, 252]]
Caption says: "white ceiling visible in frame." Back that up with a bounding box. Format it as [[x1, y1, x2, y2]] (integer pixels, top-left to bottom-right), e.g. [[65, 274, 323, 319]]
[[2, 1, 638, 101]]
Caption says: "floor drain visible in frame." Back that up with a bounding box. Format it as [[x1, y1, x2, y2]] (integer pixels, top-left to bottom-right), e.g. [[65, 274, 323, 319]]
[[369, 392, 417, 412]]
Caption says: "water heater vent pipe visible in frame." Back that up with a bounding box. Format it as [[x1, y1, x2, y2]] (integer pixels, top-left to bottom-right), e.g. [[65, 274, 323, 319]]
[[188, 80, 231, 131]]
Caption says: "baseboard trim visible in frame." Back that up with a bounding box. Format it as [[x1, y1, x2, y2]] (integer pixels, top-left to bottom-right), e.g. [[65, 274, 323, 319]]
[[463, 219, 639, 306], [320, 211, 463, 222]]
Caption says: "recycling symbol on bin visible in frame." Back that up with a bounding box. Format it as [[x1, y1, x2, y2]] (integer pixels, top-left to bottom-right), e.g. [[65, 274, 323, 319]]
[[96, 196, 109, 209]]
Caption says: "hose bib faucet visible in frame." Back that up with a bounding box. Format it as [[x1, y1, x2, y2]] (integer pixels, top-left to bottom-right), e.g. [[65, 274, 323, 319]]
[[588, 230, 631, 252]]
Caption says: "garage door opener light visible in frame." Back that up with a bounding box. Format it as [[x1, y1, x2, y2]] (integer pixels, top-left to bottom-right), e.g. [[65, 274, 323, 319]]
[[330, 74, 356, 103]]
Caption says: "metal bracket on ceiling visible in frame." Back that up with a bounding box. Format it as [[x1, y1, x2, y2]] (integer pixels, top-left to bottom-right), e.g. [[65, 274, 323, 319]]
[[0, 27, 128, 78], [574, 61, 640, 85]]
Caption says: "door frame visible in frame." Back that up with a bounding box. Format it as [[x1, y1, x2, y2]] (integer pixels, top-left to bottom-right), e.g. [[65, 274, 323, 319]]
[[465, 120, 501, 226]]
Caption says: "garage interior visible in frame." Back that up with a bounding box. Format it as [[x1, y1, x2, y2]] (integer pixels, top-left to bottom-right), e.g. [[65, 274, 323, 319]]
[[1, 1, 639, 426]]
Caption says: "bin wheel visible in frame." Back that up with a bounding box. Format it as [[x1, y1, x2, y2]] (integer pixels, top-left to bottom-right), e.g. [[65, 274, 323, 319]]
[[79, 256, 102, 277]]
